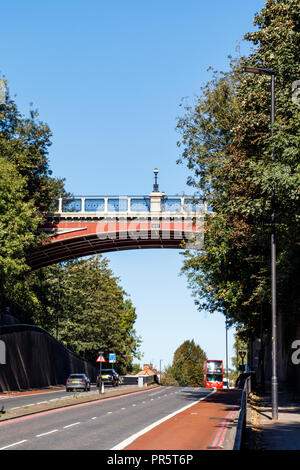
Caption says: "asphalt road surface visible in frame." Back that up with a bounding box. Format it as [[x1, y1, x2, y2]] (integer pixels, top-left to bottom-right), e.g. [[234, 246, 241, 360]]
[[0, 386, 213, 450], [0, 384, 129, 412]]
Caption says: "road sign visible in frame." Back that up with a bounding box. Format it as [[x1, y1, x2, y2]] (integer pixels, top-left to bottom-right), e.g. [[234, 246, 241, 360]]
[[96, 354, 106, 363], [109, 353, 116, 363]]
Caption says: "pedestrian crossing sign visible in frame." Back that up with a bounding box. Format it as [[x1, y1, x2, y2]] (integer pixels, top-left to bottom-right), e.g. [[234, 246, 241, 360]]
[[96, 354, 106, 362]]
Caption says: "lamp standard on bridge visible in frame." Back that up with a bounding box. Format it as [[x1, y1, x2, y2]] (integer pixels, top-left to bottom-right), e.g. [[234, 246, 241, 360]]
[[153, 168, 159, 192], [244, 66, 277, 420]]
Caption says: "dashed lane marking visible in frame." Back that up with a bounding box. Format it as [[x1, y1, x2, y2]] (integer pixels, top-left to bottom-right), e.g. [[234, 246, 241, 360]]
[[0, 440, 27, 450], [63, 422, 81, 429], [36, 429, 58, 437]]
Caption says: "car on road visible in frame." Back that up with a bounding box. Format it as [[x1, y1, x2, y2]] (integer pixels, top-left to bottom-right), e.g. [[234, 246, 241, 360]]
[[66, 373, 91, 392], [96, 369, 120, 387]]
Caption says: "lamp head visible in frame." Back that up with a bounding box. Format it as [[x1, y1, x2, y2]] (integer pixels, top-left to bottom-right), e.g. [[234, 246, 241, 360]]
[[244, 66, 275, 76]]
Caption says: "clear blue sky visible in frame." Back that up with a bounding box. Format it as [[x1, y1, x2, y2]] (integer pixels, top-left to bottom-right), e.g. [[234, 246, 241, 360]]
[[1, 0, 265, 371]]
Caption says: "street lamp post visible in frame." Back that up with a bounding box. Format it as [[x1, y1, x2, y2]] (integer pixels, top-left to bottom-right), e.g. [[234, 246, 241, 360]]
[[225, 319, 229, 386], [153, 168, 159, 192], [244, 66, 278, 420]]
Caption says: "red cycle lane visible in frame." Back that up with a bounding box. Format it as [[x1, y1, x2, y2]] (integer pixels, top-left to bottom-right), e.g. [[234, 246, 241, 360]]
[[124, 389, 242, 451]]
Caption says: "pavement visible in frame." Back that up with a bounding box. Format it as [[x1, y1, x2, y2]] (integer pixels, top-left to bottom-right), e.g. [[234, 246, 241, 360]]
[[246, 388, 300, 450]]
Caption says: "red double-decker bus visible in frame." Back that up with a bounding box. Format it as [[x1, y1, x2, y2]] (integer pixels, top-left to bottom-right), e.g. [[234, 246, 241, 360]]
[[204, 359, 224, 389]]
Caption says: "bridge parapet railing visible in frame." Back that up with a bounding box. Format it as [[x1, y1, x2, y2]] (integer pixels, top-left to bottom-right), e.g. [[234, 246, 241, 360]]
[[54, 195, 207, 216]]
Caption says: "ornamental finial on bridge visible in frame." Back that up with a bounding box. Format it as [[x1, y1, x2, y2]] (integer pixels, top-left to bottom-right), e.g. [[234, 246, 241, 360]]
[[153, 168, 159, 192]]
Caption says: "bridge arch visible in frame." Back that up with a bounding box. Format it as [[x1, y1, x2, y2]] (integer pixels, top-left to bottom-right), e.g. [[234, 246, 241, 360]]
[[28, 192, 206, 269]]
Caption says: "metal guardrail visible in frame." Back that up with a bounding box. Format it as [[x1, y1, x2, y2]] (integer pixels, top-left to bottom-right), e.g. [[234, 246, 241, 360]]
[[233, 375, 252, 450]]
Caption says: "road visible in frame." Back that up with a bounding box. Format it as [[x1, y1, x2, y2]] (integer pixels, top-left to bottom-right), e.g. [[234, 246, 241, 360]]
[[0, 386, 214, 450], [0, 384, 130, 412]]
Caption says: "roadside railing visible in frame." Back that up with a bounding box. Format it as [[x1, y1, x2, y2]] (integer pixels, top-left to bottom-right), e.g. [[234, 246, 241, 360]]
[[233, 374, 252, 450]]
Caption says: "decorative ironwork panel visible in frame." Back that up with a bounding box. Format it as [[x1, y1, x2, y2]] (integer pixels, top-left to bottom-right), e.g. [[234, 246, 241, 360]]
[[130, 198, 150, 212], [107, 198, 128, 212], [161, 198, 181, 212], [85, 199, 105, 212], [62, 199, 82, 212]]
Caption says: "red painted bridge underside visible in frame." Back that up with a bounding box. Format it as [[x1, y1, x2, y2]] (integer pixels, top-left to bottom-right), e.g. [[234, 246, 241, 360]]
[[28, 220, 203, 269]]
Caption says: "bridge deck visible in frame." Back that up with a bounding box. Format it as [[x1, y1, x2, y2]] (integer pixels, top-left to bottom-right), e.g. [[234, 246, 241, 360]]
[[28, 193, 207, 269]]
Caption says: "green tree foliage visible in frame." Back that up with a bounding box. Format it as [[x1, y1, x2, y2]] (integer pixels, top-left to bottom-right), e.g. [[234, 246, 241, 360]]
[[163, 340, 207, 386], [0, 158, 41, 289], [0, 83, 65, 307], [161, 364, 179, 386], [0, 84, 65, 212], [20, 256, 141, 374], [176, 0, 300, 340]]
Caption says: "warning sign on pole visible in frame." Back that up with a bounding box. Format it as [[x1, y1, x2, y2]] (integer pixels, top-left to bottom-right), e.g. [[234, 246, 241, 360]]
[[96, 354, 106, 363]]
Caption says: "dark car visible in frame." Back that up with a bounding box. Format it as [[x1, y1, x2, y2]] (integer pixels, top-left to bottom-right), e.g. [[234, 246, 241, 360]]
[[66, 373, 91, 392], [97, 369, 120, 387]]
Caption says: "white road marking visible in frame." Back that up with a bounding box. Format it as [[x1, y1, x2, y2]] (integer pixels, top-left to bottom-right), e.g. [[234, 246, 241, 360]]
[[36, 429, 58, 437], [0, 440, 27, 450], [111, 389, 217, 450], [63, 422, 80, 428]]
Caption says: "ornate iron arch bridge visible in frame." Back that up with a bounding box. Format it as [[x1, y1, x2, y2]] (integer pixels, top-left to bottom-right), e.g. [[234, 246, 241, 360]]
[[28, 190, 207, 270]]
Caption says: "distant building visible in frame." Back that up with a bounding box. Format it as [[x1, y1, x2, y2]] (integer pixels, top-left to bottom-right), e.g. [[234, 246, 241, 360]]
[[137, 363, 159, 377]]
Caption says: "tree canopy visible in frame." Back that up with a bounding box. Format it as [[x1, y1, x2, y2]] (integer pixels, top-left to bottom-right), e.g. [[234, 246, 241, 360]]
[[21, 256, 142, 374], [163, 340, 207, 386], [0, 83, 65, 307], [176, 0, 300, 341]]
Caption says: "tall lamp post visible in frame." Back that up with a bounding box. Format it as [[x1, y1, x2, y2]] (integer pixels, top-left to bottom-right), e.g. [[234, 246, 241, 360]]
[[225, 318, 229, 386], [244, 66, 277, 420]]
